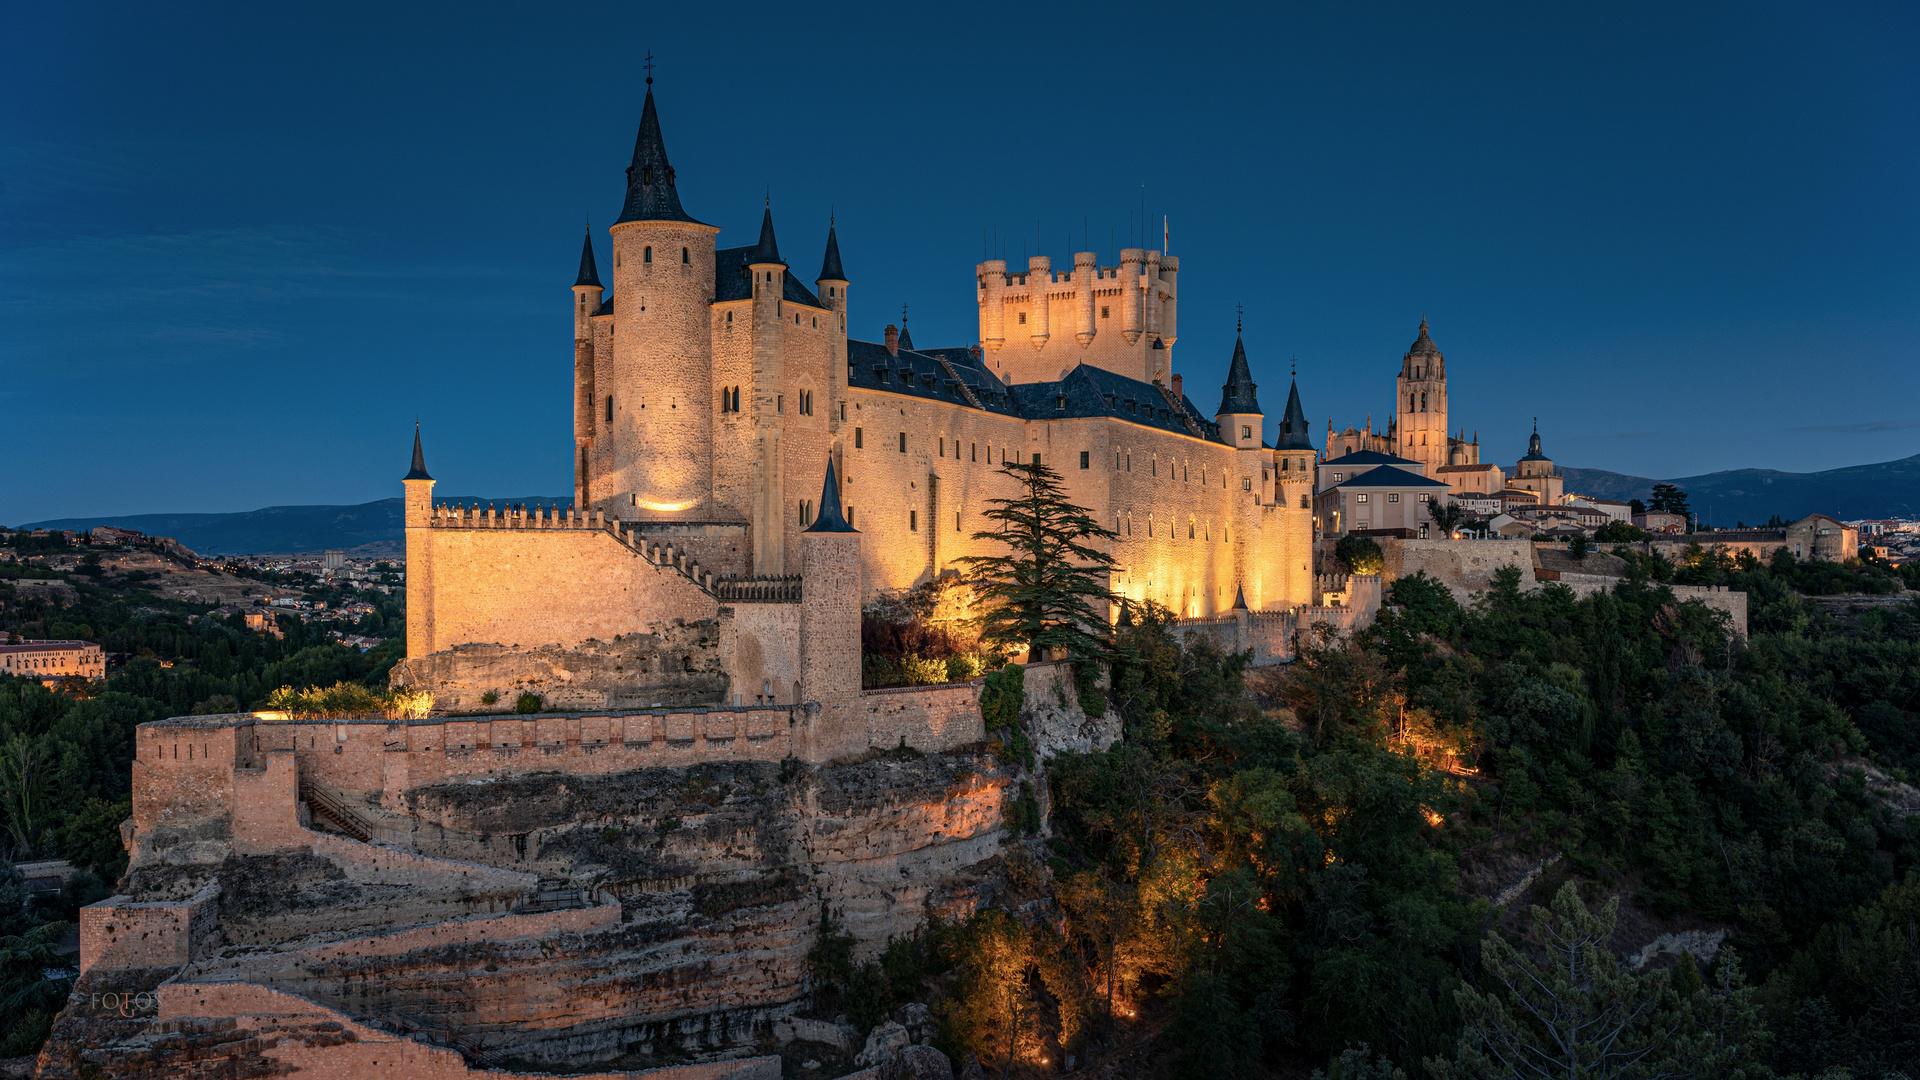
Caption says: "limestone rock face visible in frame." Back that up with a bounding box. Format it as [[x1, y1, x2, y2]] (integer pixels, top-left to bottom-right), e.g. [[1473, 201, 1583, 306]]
[[390, 630, 729, 714], [854, 1021, 910, 1067], [896, 1044, 956, 1080], [54, 750, 1012, 1072]]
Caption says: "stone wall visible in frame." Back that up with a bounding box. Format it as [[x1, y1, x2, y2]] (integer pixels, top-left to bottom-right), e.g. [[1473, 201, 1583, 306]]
[[1173, 574, 1384, 665], [1374, 537, 1537, 601], [1561, 580, 1750, 640]]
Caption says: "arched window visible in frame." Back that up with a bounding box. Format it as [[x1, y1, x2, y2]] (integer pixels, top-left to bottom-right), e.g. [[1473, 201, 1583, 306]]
[[681, 247, 689, 263], [644, 246, 652, 263]]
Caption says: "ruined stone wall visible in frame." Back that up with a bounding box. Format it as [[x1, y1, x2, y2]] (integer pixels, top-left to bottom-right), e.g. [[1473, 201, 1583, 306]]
[[78, 882, 219, 975], [1374, 537, 1537, 601]]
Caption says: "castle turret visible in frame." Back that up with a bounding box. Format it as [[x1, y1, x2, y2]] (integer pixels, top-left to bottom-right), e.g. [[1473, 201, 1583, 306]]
[[748, 204, 789, 576], [1026, 256, 1051, 350], [816, 220, 849, 435], [402, 425, 436, 661], [798, 458, 861, 754], [978, 259, 1006, 354], [1215, 333, 1263, 451], [1073, 251, 1098, 346], [573, 229, 602, 507], [1120, 248, 1144, 346], [1273, 371, 1317, 607], [1158, 254, 1179, 349], [604, 79, 721, 520]]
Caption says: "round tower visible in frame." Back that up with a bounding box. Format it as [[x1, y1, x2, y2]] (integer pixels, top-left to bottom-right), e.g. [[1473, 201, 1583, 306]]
[[572, 228, 603, 507], [978, 259, 1006, 353], [1026, 256, 1051, 349], [1073, 251, 1097, 346], [603, 80, 721, 520]]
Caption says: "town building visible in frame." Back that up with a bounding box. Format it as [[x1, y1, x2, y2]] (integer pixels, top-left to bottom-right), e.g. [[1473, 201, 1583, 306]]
[[0, 639, 105, 683], [1507, 422, 1565, 507], [1314, 465, 1451, 538]]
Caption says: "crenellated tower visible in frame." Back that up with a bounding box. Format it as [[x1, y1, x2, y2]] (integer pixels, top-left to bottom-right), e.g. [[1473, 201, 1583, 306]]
[[600, 78, 722, 520], [974, 246, 1177, 386]]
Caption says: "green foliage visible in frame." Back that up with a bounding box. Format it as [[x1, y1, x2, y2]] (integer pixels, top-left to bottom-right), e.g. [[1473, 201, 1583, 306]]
[[1567, 534, 1591, 560], [480, 690, 499, 706], [1649, 483, 1691, 520], [1336, 535, 1385, 576], [513, 691, 543, 714], [264, 681, 433, 719], [1595, 520, 1647, 543], [957, 460, 1119, 663]]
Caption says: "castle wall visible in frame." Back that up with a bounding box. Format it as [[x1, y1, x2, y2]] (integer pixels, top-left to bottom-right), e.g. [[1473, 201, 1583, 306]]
[[722, 602, 802, 707], [977, 252, 1177, 386], [406, 520, 718, 657], [1373, 537, 1538, 602]]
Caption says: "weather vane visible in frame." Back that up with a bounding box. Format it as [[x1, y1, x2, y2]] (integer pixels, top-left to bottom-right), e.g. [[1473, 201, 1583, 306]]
[[1236, 303, 1243, 333], [644, 52, 655, 84]]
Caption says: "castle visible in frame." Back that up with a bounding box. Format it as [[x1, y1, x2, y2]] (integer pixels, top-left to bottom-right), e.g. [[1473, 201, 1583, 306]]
[[395, 79, 1325, 715]]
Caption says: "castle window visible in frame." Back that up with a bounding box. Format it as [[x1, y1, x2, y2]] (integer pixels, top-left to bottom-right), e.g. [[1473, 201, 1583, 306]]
[[1241, 425, 1251, 439], [1126, 400, 1136, 414], [1188, 521, 1195, 539], [606, 396, 614, 422], [841, 402, 848, 421], [796, 312, 801, 324], [1101, 305, 1109, 318], [812, 317, 818, 328], [1115, 450, 1121, 469], [1243, 478, 1252, 491], [799, 500, 813, 525], [855, 427, 863, 448], [1421, 393, 1427, 412], [971, 443, 977, 462], [1388, 493, 1400, 503], [1080, 451, 1090, 470], [1300, 495, 1310, 509], [846, 506, 855, 525], [1032, 453, 1041, 466], [939, 437, 945, 456], [727, 311, 733, 323], [956, 511, 962, 532], [909, 510, 917, 532], [899, 432, 907, 453], [777, 395, 784, 414], [1018, 312, 1027, 325], [682, 247, 689, 263], [644, 246, 652, 263], [1056, 396, 1067, 410]]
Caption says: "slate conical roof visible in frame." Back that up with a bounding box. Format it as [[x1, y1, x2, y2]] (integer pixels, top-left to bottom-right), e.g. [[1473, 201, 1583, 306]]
[[616, 86, 701, 225], [805, 458, 856, 532], [818, 221, 846, 281], [897, 319, 914, 352], [1276, 377, 1315, 450], [750, 205, 785, 266], [574, 229, 602, 288], [1216, 334, 1262, 415], [404, 424, 433, 482]]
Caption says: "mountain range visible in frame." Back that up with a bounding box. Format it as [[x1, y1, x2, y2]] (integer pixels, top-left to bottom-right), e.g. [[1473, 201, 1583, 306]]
[[19, 496, 569, 557], [16, 453, 1920, 554]]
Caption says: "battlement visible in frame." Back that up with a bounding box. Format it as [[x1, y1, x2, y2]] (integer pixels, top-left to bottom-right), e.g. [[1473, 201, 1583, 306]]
[[975, 249, 1180, 386]]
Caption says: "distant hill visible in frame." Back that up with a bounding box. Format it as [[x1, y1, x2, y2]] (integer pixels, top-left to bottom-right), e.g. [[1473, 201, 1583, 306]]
[[1563, 453, 1920, 525], [19, 496, 571, 556]]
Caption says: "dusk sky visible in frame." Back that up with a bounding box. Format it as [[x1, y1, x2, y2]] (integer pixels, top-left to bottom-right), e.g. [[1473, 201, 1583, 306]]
[[4, 2, 1915, 523]]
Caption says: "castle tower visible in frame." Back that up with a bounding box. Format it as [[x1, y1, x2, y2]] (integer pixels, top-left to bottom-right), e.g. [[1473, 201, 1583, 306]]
[[1396, 318, 1448, 477], [816, 221, 849, 442], [572, 229, 603, 508], [798, 459, 861, 754], [1274, 370, 1317, 609], [602, 79, 722, 520], [1215, 332, 1263, 452], [749, 205, 789, 576], [402, 425, 435, 661], [1216, 331, 1266, 609]]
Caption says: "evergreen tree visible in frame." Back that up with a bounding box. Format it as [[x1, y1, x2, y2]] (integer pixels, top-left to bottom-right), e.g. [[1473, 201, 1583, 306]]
[[957, 460, 1119, 662]]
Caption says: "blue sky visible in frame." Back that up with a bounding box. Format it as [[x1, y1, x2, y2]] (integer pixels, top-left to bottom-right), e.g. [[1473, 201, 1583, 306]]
[[3, 1, 1915, 522]]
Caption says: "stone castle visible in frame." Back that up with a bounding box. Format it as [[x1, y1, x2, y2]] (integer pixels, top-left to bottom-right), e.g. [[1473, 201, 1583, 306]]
[[392, 78, 1328, 718]]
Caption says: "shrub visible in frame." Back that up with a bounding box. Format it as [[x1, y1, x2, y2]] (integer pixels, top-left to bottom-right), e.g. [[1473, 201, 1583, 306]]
[[514, 691, 543, 714], [1335, 535, 1385, 575], [902, 654, 949, 685], [264, 682, 433, 720], [480, 690, 500, 706]]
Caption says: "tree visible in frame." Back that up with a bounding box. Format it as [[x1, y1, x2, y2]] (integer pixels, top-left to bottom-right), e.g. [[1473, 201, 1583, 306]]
[[1629, 499, 1646, 515], [957, 460, 1119, 663], [1335, 535, 1385, 576], [1649, 484, 1691, 521], [1595, 520, 1646, 544], [1431, 500, 1466, 537], [1568, 534, 1591, 561]]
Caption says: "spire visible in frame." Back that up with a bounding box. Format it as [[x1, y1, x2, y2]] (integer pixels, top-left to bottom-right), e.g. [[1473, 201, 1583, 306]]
[[1276, 374, 1314, 450], [805, 458, 856, 532], [574, 228, 602, 288], [404, 423, 433, 481], [750, 203, 784, 266], [897, 303, 913, 351], [616, 84, 701, 225], [1232, 585, 1249, 611], [818, 217, 846, 282], [1216, 334, 1262, 415]]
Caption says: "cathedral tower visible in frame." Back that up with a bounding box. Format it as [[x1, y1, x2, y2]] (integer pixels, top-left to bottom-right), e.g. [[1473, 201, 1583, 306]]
[[601, 80, 722, 519], [1395, 319, 1448, 477]]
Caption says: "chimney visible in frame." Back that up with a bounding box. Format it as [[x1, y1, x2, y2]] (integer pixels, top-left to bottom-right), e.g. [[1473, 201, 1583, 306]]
[[1170, 373, 1183, 401], [884, 324, 899, 356]]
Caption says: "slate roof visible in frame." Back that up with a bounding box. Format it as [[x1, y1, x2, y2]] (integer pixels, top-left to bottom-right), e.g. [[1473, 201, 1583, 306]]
[[1276, 378, 1314, 450], [805, 458, 855, 533], [714, 247, 824, 307], [1329, 465, 1450, 490], [1521, 426, 1551, 462], [616, 86, 706, 226], [574, 230, 602, 288], [818, 222, 845, 281], [750, 207, 784, 266], [843, 344, 1231, 443], [1322, 449, 1422, 468], [404, 426, 433, 482], [1217, 335, 1262, 415]]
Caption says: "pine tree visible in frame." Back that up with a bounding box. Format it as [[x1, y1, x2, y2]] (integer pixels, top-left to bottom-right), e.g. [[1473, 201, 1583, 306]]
[[957, 460, 1119, 662]]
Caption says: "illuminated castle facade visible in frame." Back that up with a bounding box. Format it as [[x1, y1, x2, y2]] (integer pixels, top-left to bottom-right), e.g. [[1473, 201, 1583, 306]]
[[395, 82, 1325, 715]]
